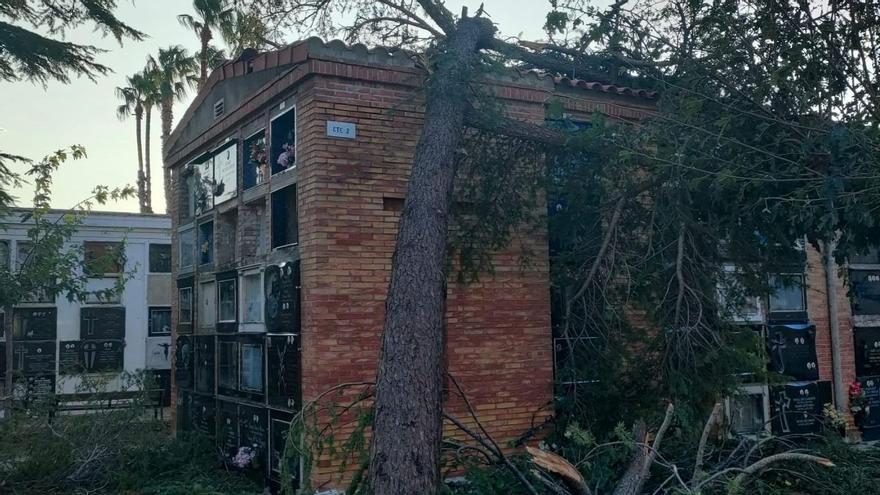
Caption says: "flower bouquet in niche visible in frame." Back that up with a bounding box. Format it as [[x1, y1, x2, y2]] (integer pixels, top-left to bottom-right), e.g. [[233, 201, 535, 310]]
[[250, 135, 268, 184], [276, 129, 295, 171], [850, 380, 870, 425]]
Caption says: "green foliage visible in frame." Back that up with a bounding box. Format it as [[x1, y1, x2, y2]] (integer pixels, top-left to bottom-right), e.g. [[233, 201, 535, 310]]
[[0, 392, 261, 494], [0, 0, 144, 85], [0, 146, 136, 308]]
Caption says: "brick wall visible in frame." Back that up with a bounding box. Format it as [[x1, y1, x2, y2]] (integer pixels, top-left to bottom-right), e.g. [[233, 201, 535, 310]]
[[805, 244, 856, 418], [297, 74, 554, 486]]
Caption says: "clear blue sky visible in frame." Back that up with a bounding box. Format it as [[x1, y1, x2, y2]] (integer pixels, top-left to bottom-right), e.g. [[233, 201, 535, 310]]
[[0, 0, 556, 213]]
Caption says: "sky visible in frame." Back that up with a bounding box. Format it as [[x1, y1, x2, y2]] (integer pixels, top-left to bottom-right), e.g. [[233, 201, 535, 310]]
[[0, 0, 554, 214]]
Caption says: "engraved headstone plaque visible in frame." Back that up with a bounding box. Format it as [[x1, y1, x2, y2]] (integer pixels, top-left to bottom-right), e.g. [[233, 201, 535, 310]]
[[852, 270, 880, 316], [80, 307, 125, 339], [59, 340, 84, 374], [238, 404, 268, 458], [191, 393, 216, 437], [857, 376, 880, 441], [767, 324, 819, 381], [175, 335, 194, 390], [770, 381, 832, 435], [855, 327, 880, 376], [217, 400, 239, 458], [265, 262, 300, 333], [14, 308, 57, 340], [80, 339, 124, 372], [12, 341, 56, 375], [195, 336, 215, 394], [268, 335, 301, 410]]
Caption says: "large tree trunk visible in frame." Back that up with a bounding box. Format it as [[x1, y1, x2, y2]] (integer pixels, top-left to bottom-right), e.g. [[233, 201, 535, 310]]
[[135, 105, 146, 213], [367, 15, 495, 495], [161, 97, 174, 214], [144, 105, 153, 213]]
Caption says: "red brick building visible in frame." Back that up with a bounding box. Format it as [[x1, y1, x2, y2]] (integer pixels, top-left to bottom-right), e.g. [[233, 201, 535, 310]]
[[163, 38, 656, 490]]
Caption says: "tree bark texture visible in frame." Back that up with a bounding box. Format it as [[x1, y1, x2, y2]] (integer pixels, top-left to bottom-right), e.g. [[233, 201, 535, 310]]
[[144, 106, 153, 213], [199, 26, 211, 89], [367, 16, 495, 495], [135, 105, 146, 213], [161, 97, 174, 214]]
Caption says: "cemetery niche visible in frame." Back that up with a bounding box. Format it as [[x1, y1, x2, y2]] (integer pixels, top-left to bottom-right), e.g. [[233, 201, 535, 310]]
[[80, 307, 125, 339], [195, 336, 215, 394], [855, 327, 880, 376], [59, 340, 84, 374], [175, 335, 194, 390], [176, 391, 192, 433], [13, 374, 55, 402], [770, 381, 832, 435], [857, 376, 880, 441], [191, 393, 217, 436], [218, 400, 239, 458], [265, 261, 301, 333], [238, 404, 269, 465], [270, 411, 299, 488], [851, 270, 880, 316], [79, 339, 124, 373], [213, 141, 238, 205], [267, 334, 301, 410], [13, 308, 57, 340], [12, 340, 56, 375], [767, 323, 819, 381]]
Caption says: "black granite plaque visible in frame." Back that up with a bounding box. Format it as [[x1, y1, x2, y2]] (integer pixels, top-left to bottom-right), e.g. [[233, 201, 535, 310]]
[[12, 341, 56, 375], [149, 369, 171, 406], [268, 335, 301, 410], [80, 339, 124, 372], [80, 307, 125, 339], [191, 393, 216, 437], [175, 335, 194, 390], [855, 327, 880, 376], [266, 262, 300, 333], [14, 308, 57, 340], [238, 404, 268, 458], [269, 411, 298, 483], [195, 336, 215, 394], [770, 381, 833, 435], [767, 324, 819, 381], [217, 400, 239, 457], [0, 342, 5, 380], [177, 391, 191, 432], [14, 374, 55, 402], [852, 270, 880, 316], [59, 340, 84, 374], [857, 376, 880, 441]]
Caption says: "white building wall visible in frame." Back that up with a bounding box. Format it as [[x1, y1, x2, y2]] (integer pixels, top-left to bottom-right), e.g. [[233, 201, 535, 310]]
[[1, 210, 171, 395]]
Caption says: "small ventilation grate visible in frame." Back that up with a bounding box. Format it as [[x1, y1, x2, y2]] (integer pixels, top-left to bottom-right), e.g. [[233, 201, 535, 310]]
[[213, 99, 225, 120]]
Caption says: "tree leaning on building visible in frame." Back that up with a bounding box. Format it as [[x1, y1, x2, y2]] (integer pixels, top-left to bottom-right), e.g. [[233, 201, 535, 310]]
[[238, 0, 880, 493]]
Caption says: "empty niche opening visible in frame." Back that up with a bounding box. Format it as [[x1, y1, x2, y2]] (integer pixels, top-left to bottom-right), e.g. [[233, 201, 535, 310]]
[[216, 211, 238, 267], [383, 197, 404, 212], [271, 184, 298, 249]]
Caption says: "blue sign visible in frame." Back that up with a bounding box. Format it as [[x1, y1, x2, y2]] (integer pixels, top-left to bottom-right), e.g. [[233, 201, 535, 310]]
[[326, 120, 356, 139]]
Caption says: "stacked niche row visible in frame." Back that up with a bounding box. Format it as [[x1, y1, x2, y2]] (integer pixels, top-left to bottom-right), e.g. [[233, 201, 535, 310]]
[[851, 265, 880, 439], [177, 392, 298, 488]]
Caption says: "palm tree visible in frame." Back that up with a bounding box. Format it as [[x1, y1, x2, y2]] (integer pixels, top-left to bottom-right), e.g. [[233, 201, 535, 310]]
[[178, 0, 233, 89], [115, 72, 153, 213], [147, 46, 197, 213], [196, 44, 228, 72], [220, 10, 280, 59], [141, 67, 163, 214]]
